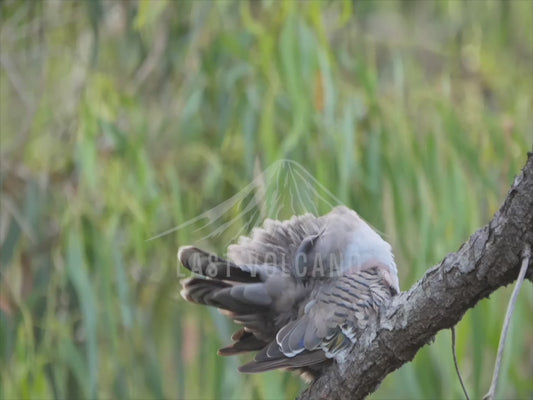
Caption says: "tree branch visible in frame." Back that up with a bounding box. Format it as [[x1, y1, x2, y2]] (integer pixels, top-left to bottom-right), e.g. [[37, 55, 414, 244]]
[[299, 153, 533, 400]]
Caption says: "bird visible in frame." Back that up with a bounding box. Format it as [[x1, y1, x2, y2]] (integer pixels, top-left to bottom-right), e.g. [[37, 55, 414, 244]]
[[179, 205, 400, 379]]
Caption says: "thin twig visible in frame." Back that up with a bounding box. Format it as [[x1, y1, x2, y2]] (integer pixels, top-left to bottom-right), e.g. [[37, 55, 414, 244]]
[[451, 326, 470, 400], [483, 244, 531, 400]]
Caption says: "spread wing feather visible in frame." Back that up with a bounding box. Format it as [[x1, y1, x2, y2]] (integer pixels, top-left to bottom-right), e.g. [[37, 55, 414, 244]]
[[227, 213, 322, 273]]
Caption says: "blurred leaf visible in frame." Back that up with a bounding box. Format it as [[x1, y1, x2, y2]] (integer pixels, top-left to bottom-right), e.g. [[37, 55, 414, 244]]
[[66, 231, 98, 398], [134, 0, 169, 31], [0, 218, 21, 267]]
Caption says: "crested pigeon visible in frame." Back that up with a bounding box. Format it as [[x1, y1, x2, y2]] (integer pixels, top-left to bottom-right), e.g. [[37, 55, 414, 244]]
[[179, 205, 400, 378]]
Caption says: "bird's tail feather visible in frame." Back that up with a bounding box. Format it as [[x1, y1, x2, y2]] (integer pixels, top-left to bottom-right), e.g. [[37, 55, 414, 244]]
[[218, 330, 267, 355]]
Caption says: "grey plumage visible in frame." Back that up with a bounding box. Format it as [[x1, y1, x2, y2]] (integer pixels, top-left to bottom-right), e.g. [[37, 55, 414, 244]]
[[179, 206, 399, 378]]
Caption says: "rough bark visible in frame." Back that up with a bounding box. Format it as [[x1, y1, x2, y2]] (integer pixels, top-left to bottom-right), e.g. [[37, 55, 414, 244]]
[[299, 153, 533, 400]]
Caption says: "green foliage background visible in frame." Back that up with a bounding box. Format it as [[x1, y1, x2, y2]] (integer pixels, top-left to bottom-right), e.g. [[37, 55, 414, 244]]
[[1, 0, 532, 399]]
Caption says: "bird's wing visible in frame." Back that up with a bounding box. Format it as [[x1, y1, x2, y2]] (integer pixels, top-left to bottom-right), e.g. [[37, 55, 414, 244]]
[[227, 212, 322, 274], [238, 266, 395, 373], [227, 206, 366, 278]]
